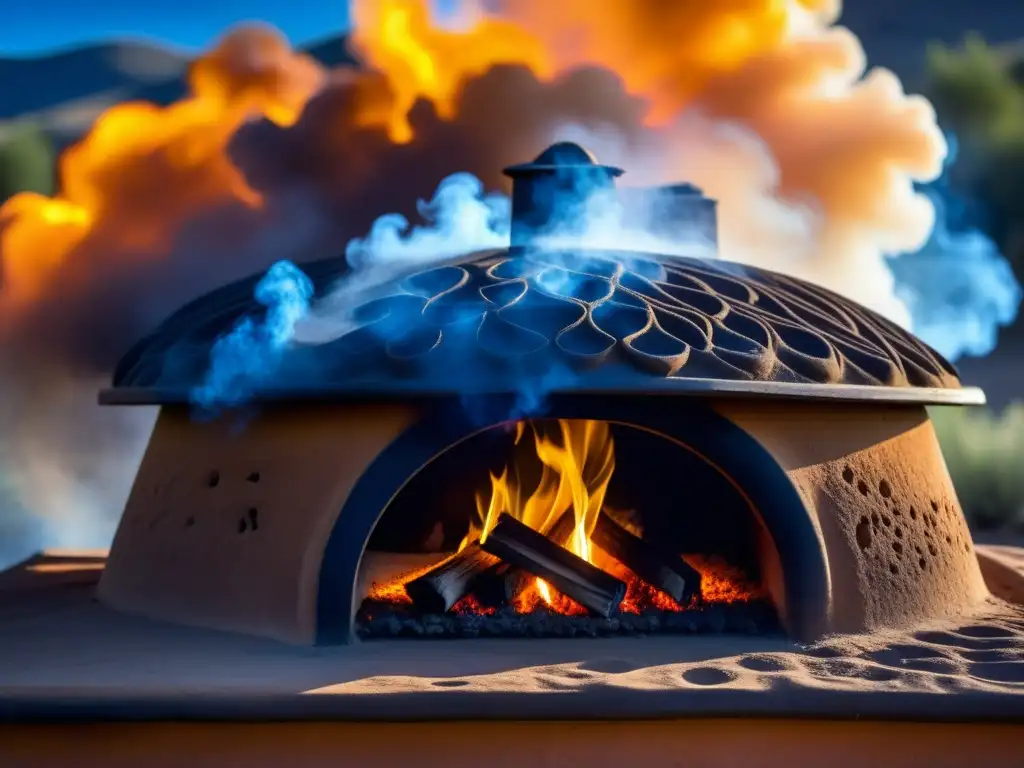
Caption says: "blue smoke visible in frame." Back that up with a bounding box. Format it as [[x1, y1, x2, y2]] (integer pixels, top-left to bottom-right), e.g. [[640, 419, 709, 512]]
[[459, 363, 578, 428], [199, 134, 1020, 418], [191, 260, 314, 411], [344, 172, 509, 273], [886, 135, 1022, 361]]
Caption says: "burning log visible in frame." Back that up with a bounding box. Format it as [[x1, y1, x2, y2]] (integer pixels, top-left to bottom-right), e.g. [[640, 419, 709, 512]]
[[404, 544, 500, 613], [481, 513, 627, 617], [472, 510, 579, 608], [472, 562, 533, 608], [591, 510, 702, 606]]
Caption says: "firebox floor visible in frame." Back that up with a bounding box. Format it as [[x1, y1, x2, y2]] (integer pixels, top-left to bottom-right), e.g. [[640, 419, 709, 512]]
[[2, 550, 1024, 723]]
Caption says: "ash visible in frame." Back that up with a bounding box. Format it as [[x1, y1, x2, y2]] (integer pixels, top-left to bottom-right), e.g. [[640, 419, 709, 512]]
[[356, 600, 779, 639]]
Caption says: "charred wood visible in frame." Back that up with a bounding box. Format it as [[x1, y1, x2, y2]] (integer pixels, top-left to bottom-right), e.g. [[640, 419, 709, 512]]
[[472, 562, 532, 608], [591, 510, 702, 606], [481, 513, 627, 617], [472, 510, 577, 608], [404, 544, 499, 613]]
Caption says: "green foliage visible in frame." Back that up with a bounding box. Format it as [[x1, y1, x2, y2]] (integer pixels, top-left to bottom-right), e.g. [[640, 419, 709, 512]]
[[0, 123, 56, 204], [924, 35, 1024, 279], [931, 404, 1024, 533], [926, 34, 1024, 144]]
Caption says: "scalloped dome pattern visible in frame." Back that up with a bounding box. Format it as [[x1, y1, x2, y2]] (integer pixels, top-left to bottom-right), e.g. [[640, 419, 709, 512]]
[[113, 248, 963, 396]]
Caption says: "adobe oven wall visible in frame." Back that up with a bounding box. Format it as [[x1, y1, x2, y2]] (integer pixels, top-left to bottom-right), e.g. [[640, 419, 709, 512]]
[[715, 401, 988, 634], [97, 403, 417, 644]]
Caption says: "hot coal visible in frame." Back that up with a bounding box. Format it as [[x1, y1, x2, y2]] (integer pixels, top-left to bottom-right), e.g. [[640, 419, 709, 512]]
[[591, 510, 702, 606], [356, 599, 779, 640]]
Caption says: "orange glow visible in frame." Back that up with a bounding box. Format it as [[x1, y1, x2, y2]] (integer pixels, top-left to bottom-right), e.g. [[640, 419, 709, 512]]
[[513, 578, 588, 616], [367, 560, 438, 604], [349, 0, 827, 136], [467, 419, 614, 604], [451, 593, 496, 616], [366, 420, 764, 618], [0, 26, 321, 312], [536, 579, 553, 605], [350, 0, 553, 142], [472, 419, 614, 552], [684, 553, 768, 603]]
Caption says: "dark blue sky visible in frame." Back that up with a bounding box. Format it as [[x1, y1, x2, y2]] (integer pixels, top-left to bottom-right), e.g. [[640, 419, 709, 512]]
[[2, 0, 355, 56]]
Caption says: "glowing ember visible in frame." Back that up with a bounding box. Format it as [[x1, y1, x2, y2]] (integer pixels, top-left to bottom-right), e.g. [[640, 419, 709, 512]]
[[451, 594, 496, 616], [367, 560, 438, 604], [513, 579, 588, 616], [364, 419, 766, 621], [607, 558, 686, 615], [684, 554, 768, 604]]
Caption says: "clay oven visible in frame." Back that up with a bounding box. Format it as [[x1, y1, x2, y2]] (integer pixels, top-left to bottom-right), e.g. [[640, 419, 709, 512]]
[[96, 144, 990, 646]]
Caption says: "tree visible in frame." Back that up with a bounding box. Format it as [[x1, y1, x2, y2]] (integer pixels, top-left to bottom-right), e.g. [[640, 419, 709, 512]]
[[0, 123, 56, 205], [926, 35, 1023, 142], [923, 35, 1024, 279]]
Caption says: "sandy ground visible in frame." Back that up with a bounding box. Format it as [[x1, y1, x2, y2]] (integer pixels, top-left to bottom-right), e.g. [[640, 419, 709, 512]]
[[0, 547, 1022, 722]]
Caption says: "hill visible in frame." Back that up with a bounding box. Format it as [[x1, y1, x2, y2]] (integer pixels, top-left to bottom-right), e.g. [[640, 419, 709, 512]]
[[0, 35, 357, 147]]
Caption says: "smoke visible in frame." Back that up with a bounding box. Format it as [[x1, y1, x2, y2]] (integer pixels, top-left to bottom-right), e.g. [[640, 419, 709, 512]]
[[887, 136, 1022, 359], [0, 2, 1020, 565], [0, 26, 331, 567], [192, 261, 314, 410]]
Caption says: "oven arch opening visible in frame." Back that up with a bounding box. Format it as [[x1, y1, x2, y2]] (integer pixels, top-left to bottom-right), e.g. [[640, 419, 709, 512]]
[[316, 396, 829, 644]]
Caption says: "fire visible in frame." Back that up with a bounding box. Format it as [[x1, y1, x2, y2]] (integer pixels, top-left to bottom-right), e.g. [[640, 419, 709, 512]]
[[497, 0, 837, 125], [350, 0, 553, 142], [0, 26, 322, 311], [0, 0, 945, 347], [0, 0, 955, 571], [367, 419, 765, 617], [536, 579, 553, 605], [348, 0, 833, 136], [513, 579, 588, 616], [466, 419, 614, 558], [684, 553, 768, 604], [368, 561, 438, 604], [461, 419, 614, 611]]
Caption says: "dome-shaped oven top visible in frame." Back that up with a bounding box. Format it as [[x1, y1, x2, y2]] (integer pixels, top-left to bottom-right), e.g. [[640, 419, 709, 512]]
[[102, 246, 983, 406]]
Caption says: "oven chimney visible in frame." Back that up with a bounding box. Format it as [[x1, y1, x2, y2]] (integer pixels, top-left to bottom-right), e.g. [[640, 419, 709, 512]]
[[503, 142, 624, 246], [621, 182, 719, 250]]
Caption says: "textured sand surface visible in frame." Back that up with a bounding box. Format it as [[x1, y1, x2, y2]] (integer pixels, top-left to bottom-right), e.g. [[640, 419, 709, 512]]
[[1, 547, 1023, 722], [309, 601, 1024, 699]]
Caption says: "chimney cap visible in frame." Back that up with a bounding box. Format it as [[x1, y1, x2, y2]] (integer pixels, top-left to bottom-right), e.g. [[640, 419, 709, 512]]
[[659, 182, 706, 197], [503, 141, 624, 178]]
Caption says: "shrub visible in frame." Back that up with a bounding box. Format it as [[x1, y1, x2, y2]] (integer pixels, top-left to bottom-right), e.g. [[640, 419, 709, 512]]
[[0, 123, 56, 204], [931, 403, 1024, 533], [924, 36, 1024, 280]]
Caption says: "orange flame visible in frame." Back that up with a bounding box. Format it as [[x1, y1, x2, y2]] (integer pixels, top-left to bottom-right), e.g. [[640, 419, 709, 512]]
[[349, 0, 832, 135], [0, 0, 929, 328], [0, 26, 322, 312], [350, 0, 554, 142], [464, 419, 614, 607], [367, 420, 764, 616], [466, 420, 614, 553]]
